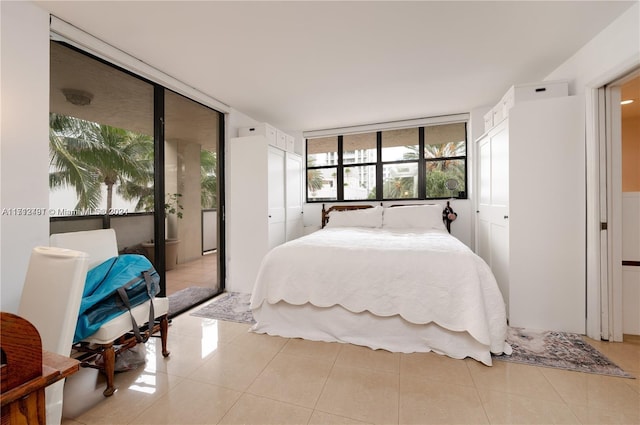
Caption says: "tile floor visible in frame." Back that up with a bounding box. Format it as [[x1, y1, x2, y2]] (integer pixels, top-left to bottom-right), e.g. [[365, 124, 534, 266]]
[[165, 252, 218, 296], [61, 310, 639, 425]]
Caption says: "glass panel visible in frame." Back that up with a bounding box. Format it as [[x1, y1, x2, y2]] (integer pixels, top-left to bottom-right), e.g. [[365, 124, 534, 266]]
[[49, 41, 154, 245], [381, 128, 418, 162], [426, 159, 466, 198], [307, 167, 338, 201], [382, 163, 418, 199], [163, 89, 221, 303], [343, 132, 377, 164], [307, 136, 338, 166], [424, 122, 466, 158], [344, 165, 376, 200]]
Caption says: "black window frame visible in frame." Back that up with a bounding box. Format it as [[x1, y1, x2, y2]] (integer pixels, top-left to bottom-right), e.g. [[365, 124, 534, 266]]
[[306, 122, 468, 203]]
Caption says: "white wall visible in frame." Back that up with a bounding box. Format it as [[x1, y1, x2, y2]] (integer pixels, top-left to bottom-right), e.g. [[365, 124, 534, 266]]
[[0, 1, 51, 312], [543, 2, 639, 339], [545, 3, 639, 94], [226, 107, 261, 139]]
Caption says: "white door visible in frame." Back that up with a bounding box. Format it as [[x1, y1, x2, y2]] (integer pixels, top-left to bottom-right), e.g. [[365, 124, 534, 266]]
[[476, 122, 510, 315], [601, 70, 640, 340], [268, 147, 286, 250], [285, 152, 304, 241]]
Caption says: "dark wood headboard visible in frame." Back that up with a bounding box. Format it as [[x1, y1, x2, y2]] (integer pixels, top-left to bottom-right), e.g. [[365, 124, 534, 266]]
[[321, 203, 454, 232], [321, 204, 375, 228]]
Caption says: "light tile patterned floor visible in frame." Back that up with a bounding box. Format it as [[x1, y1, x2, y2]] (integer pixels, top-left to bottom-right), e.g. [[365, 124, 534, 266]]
[[62, 312, 640, 425]]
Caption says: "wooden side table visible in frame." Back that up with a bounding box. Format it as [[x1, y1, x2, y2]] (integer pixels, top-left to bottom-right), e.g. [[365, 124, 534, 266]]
[[1, 312, 80, 425]]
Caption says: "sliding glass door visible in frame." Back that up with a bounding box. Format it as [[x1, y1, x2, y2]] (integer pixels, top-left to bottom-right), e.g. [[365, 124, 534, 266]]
[[49, 41, 224, 313], [162, 90, 222, 314]]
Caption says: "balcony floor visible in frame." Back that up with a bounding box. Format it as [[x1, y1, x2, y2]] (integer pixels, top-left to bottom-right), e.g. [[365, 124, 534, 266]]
[[165, 251, 218, 296]]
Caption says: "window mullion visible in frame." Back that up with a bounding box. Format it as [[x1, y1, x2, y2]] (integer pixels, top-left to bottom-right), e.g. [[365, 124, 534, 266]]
[[418, 127, 425, 199], [376, 132, 383, 199], [337, 135, 344, 201]]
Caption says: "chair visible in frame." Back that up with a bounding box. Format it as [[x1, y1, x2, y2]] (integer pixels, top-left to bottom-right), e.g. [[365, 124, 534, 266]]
[[49, 229, 170, 397], [18, 246, 89, 425]]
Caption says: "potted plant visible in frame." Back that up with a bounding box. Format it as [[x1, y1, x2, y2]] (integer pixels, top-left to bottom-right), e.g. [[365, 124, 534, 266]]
[[142, 193, 183, 271]]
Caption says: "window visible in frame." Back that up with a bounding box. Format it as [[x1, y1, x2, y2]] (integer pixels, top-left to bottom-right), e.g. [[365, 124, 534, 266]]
[[307, 136, 338, 201], [306, 121, 467, 202], [343, 133, 377, 200], [381, 128, 419, 200], [424, 123, 467, 198]]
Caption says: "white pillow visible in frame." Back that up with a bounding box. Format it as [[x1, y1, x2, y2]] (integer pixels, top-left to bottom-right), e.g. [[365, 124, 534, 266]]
[[325, 206, 383, 228], [382, 205, 446, 231]]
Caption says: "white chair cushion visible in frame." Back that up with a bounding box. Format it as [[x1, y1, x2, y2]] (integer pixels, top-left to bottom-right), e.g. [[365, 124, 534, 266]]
[[83, 297, 169, 345], [50, 229, 119, 269]]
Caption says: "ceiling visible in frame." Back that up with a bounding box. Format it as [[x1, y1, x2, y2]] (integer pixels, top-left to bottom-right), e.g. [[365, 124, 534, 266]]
[[37, 1, 636, 133]]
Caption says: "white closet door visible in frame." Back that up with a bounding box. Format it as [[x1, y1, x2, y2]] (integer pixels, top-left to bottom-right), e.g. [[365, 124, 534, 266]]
[[285, 152, 303, 241], [477, 122, 510, 315], [268, 147, 286, 250], [477, 135, 492, 264]]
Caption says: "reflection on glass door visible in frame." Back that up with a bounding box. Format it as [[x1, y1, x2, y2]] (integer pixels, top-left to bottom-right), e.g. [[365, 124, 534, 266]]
[[163, 90, 222, 314], [49, 41, 155, 263]]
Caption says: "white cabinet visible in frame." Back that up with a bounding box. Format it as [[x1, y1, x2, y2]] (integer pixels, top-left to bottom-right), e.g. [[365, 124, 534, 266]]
[[484, 80, 569, 133], [476, 95, 585, 333], [228, 135, 303, 293]]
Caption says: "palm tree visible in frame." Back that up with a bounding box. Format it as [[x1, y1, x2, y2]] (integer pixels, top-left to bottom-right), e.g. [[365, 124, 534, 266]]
[[49, 114, 102, 209], [200, 149, 217, 209], [424, 141, 465, 159], [425, 141, 466, 197], [49, 113, 154, 213], [306, 157, 324, 193], [383, 175, 416, 199], [117, 148, 154, 212]]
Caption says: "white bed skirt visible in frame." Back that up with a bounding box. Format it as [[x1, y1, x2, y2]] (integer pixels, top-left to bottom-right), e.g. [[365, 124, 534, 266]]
[[251, 301, 508, 366]]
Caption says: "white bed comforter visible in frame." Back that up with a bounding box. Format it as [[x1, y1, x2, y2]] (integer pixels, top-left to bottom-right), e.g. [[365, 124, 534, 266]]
[[251, 227, 510, 356]]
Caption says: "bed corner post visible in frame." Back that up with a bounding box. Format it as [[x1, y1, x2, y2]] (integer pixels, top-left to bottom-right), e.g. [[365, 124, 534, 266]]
[[443, 201, 457, 233], [321, 204, 326, 228]]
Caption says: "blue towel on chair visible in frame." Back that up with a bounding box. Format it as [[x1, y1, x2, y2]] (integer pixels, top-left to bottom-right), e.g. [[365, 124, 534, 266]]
[[74, 254, 159, 343]]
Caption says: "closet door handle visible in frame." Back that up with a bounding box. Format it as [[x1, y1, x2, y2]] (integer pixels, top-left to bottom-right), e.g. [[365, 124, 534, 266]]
[[504, 215, 509, 219]]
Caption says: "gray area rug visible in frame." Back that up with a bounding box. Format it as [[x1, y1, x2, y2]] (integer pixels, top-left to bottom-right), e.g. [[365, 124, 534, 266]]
[[494, 327, 634, 378], [168, 286, 218, 317], [190, 291, 255, 324]]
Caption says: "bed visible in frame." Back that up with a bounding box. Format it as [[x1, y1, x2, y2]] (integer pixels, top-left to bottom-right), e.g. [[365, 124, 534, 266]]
[[250, 204, 511, 365]]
